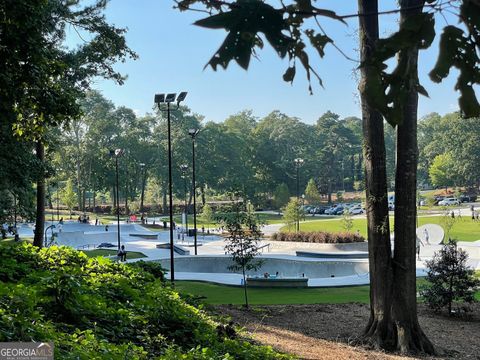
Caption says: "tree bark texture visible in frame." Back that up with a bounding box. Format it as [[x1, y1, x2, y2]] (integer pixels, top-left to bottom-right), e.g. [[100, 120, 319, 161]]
[[392, 0, 435, 354], [33, 141, 45, 248], [358, 0, 395, 350]]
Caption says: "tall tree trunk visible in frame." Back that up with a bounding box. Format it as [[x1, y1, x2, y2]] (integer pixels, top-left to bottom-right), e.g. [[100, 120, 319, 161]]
[[392, 0, 434, 354], [140, 170, 147, 214], [358, 0, 395, 349], [201, 184, 206, 206], [33, 141, 45, 248]]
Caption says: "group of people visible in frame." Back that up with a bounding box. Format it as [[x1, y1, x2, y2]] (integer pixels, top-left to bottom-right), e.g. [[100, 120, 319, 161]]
[[416, 228, 430, 260]]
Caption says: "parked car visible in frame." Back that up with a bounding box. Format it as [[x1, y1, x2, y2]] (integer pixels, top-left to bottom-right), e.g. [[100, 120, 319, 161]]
[[433, 195, 445, 205], [438, 197, 460, 206], [324, 206, 337, 215], [459, 194, 478, 203], [349, 206, 364, 215], [332, 206, 345, 215]]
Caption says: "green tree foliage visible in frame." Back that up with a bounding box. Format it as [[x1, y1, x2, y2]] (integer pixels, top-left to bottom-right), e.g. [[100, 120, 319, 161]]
[[220, 205, 264, 308], [201, 203, 214, 224], [273, 183, 290, 210], [304, 178, 320, 204], [282, 199, 302, 231], [61, 179, 77, 217], [429, 153, 455, 190], [421, 240, 480, 314], [341, 209, 353, 232]]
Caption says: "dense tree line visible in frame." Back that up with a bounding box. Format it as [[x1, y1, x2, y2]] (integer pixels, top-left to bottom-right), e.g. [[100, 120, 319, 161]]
[[41, 90, 479, 218]]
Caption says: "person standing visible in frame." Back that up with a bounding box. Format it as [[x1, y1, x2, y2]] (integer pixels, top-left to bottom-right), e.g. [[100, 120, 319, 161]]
[[416, 236, 425, 260], [423, 228, 430, 245]]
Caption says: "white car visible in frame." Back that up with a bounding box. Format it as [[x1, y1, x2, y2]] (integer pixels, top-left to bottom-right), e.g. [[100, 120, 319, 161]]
[[349, 206, 364, 215], [438, 197, 460, 206]]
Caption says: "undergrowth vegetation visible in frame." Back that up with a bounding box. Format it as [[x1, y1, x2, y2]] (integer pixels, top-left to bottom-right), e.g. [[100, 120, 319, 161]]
[[0, 243, 292, 359], [271, 231, 365, 243]]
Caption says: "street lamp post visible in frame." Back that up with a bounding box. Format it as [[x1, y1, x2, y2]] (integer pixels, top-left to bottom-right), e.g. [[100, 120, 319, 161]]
[[188, 128, 199, 255], [294, 158, 304, 233], [110, 149, 124, 251], [155, 91, 188, 282], [180, 164, 189, 234]]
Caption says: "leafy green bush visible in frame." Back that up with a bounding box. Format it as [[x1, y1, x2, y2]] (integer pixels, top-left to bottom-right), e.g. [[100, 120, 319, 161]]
[[420, 240, 480, 315], [272, 231, 365, 243], [0, 243, 292, 359]]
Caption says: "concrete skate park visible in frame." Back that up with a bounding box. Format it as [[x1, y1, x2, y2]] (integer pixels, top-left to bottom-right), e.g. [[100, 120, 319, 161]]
[[16, 220, 480, 287]]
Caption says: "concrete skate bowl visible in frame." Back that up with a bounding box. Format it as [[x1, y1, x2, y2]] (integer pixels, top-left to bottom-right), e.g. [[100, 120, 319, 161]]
[[416, 224, 444, 245], [159, 256, 369, 279]]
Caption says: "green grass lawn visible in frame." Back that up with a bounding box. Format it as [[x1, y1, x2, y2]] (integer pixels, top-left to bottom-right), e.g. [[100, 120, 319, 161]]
[[175, 279, 480, 305], [287, 215, 480, 242], [81, 248, 147, 259], [174, 281, 370, 305]]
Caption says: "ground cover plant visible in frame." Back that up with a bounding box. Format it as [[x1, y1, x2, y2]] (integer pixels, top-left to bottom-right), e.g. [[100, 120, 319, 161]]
[[289, 215, 480, 242], [272, 231, 364, 243], [0, 243, 292, 359]]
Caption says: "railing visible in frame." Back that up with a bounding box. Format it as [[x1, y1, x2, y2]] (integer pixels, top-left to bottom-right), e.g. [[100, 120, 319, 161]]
[[76, 244, 98, 250], [256, 243, 271, 253]]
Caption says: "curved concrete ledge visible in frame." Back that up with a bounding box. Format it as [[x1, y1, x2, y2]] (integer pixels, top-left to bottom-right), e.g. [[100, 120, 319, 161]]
[[247, 277, 309, 288]]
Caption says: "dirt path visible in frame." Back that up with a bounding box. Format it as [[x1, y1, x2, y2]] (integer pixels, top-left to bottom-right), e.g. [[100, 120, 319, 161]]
[[214, 303, 480, 360]]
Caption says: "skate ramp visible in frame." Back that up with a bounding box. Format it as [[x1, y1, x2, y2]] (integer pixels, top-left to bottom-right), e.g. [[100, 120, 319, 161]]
[[416, 224, 444, 245]]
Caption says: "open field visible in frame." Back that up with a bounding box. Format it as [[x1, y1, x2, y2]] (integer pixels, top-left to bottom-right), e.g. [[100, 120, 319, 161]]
[[287, 215, 480, 242], [176, 274, 480, 305], [175, 281, 370, 305]]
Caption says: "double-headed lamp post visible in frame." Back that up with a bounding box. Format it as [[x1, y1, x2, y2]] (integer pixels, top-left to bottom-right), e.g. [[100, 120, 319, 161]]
[[154, 91, 188, 282], [294, 158, 304, 233], [180, 164, 189, 234], [188, 128, 199, 255], [110, 148, 124, 251]]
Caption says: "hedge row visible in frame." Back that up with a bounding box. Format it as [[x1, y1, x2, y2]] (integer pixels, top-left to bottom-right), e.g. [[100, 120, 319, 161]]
[[271, 231, 365, 243]]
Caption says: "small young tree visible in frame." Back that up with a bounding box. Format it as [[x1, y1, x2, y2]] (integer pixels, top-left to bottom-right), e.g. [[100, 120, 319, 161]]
[[61, 179, 77, 219], [341, 209, 353, 232], [441, 207, 457, 241], [220, 205, 263, 308], [304, 178, 320, 204], [282, 199, 303, 231], [201, 203, 214, 224], [273, 183, 290, 210], [421, 240, 480, 315]]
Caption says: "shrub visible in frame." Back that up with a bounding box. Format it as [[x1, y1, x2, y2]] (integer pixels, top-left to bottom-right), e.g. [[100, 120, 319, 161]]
[[420, 240, 480, 315], [0, 243, 292, 359], [271, 231, 365, 243]]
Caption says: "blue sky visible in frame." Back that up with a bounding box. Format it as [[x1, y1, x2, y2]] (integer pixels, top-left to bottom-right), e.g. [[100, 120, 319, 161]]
[[85, 0, 463, 124]]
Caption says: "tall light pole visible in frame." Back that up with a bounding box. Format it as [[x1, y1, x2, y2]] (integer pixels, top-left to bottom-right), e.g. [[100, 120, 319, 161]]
[[110, 148, 124, 251], [294, 158, 304, 233], [180, 164, 189, 234], [189, 128, 199, 255], [155, 91, 188, 282]]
